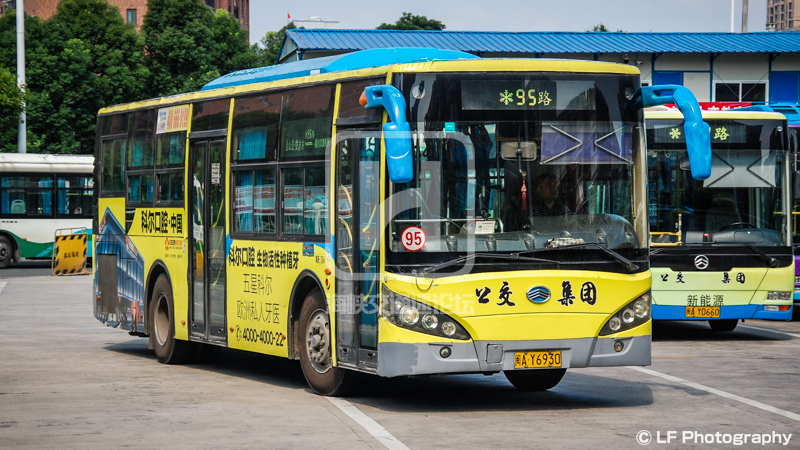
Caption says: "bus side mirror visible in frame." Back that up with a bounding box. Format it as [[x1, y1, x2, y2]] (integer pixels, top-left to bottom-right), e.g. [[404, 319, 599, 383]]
[[642, 85, 711, 180], [362, 85, 413, 184]]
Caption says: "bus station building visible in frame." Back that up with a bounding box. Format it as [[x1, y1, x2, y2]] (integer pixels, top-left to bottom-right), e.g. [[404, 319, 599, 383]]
[[277, 29, 800, 104]]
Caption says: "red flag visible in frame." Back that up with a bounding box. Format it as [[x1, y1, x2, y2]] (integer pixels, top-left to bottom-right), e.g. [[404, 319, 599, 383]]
[[287, 12, 291, 19]]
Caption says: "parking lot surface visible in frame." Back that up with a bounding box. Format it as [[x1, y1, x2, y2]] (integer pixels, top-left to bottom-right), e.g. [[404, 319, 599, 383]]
[[0, 274, 798, 449]]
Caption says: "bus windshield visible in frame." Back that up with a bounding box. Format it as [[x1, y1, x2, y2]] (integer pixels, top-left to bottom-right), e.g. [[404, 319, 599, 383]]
[[647, 118, 788, 247], [387, 73, 646, 273]]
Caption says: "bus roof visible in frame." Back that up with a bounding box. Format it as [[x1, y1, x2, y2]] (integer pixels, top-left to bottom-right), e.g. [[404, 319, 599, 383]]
[[0, 153, 94, 174], [201, 48, 478, 91], [100, 48, 640, 115], [645, 110, 788, 122]]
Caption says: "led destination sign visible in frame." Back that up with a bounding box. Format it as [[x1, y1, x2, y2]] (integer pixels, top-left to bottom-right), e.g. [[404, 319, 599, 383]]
[[461, 80, 558, 111]]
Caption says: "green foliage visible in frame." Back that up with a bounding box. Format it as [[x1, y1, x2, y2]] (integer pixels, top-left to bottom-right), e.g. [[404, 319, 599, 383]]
[[377, 12, 446, 30], [47, 0, 146, 106], [0, 66, 25, 151], [0, 10, 48, 153], [0, 0, 261, 154], [587, 23, 625, 32], [25, 37, 98, 154], [141, 0, 217, 97], [142, 0, 258, 97], [257, 22, 296, 66], [211, 9, 260, 76]]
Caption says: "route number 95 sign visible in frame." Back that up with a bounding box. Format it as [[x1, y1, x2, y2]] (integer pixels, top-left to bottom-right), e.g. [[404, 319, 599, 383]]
[[401, 226, 426, 252]]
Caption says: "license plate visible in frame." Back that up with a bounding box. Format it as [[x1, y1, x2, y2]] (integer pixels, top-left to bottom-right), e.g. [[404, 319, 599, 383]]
[[685, 306, 720, 318], [514, 351, 562, 369]]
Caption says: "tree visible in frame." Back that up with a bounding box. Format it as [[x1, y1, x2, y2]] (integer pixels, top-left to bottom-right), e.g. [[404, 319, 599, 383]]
[[142, 0, 259, 98], [377, 12, 445, 30], [141, 0, 217, 97], [25, 37, 98, 154], [47, 0, 146, 107], [0, 66, 26, 151], [210, 9, 260, 76], [0, 10, 48, 153], [587, 23, 625, 32], [257, 22, 296, 66]]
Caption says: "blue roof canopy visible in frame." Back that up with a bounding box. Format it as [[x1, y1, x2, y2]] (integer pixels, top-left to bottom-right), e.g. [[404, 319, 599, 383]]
[[281, 29, 800, 61], [202, 47, 478, 91]]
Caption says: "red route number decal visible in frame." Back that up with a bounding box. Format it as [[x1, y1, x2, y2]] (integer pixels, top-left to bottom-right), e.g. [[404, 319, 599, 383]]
[[401, 226, 426, 252]]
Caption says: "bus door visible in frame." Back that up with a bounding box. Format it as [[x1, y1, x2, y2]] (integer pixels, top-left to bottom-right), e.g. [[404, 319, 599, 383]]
[[335, 130, 381, 371], [189, 139, 227, 344]]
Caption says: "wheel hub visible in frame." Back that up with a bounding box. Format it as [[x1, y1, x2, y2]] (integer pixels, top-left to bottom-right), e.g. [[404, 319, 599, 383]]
[[306, 311, 330, 373]]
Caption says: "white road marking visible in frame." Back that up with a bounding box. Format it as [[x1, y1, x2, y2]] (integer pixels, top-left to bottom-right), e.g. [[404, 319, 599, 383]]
[[0, 281, 6, 295], [629, 366, 800, 422], [739, 324, 800, 339], [327, 397, 410, 450]]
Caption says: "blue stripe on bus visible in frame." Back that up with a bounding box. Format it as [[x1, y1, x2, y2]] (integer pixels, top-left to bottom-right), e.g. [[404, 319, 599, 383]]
[[652, 304, 792, 321]]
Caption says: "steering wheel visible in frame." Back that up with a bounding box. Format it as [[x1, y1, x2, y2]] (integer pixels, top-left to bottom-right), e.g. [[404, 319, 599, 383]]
[[719, 222, 756, 231]]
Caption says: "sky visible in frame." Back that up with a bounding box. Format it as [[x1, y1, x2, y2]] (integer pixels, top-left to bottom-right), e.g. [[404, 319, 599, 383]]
[[248, 0, 768, 44]]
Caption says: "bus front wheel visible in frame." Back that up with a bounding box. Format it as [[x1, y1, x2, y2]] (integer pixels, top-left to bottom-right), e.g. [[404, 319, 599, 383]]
[[298, 289, 355, 396], [151, 275, 192, 364], [504, 368, 567, 391], [0, 235, 12, 269], [709, 319, 738, 332]]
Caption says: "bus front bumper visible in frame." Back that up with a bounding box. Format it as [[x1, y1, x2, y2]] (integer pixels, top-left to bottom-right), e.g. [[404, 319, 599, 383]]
[[652, 304, 793, 321], [375, 335, 651, 378]]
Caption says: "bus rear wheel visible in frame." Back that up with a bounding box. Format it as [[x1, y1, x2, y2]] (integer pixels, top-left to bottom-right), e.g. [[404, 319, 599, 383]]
[[151, 275, 192, 364], [0, 235, 12, 269], [298, 289, 356, 396], [504, 368, 567, 391], [709, 319, 738, 332]]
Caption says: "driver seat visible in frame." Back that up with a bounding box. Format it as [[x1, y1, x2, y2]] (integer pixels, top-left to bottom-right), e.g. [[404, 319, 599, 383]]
[[704, 194, 741, 232]]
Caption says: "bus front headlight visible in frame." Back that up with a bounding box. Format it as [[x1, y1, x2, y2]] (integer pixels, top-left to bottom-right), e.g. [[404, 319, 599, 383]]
[[381, 287, 471, 340], [599, 291, 651, 336]]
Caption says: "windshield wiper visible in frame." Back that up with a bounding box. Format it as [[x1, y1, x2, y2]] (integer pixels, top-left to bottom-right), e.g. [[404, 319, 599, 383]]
[[422, 252, 558, 275], [742, 243, 779, 268], [521, 242, 639, 272]]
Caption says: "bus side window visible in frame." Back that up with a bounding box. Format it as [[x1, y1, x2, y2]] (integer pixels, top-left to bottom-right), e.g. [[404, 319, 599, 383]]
[[126, 109, 156, 206], [57, 175, 94, 216], [278, 85, 333, 239], [280, 166, 328, 236], [155, 131, 186, 205], [0, 176, 53, 216]]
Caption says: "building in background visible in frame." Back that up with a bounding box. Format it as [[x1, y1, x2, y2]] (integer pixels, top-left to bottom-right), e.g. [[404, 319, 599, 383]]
[[0, 0, 249, 36], [767, 0, 799, 31], [278, 29, 800, 104]]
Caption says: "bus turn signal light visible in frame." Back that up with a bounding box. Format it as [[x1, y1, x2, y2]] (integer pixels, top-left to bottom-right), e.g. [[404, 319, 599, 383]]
[[359, 91, 367, 106]]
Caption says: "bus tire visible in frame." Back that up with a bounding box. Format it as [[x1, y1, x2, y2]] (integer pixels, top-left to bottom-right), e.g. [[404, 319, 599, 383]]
[[709, 319, 738, 332], [0, 235, 12, 269], [298, 289, 356, 396], [504, 368, 567, 391], [151, 275, 192, 364]]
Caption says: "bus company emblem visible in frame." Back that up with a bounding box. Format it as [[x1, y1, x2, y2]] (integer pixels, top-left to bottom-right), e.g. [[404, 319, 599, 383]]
[[694, 255, 709, 270], [527, 286, 551, 304]]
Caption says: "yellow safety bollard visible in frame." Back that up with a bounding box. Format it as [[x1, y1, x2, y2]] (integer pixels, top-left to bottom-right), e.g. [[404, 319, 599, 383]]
[[52, 228, 89, 276]]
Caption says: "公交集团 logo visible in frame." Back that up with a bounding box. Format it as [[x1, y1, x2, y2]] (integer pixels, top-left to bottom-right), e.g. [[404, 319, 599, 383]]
[[527, 286, 551, 304], [694, 255, 709, 270]]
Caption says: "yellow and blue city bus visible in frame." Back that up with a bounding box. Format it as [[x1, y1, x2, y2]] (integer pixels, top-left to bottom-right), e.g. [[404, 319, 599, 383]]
[[93, 48, 710, 395], [646, 109, 794, 331]]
